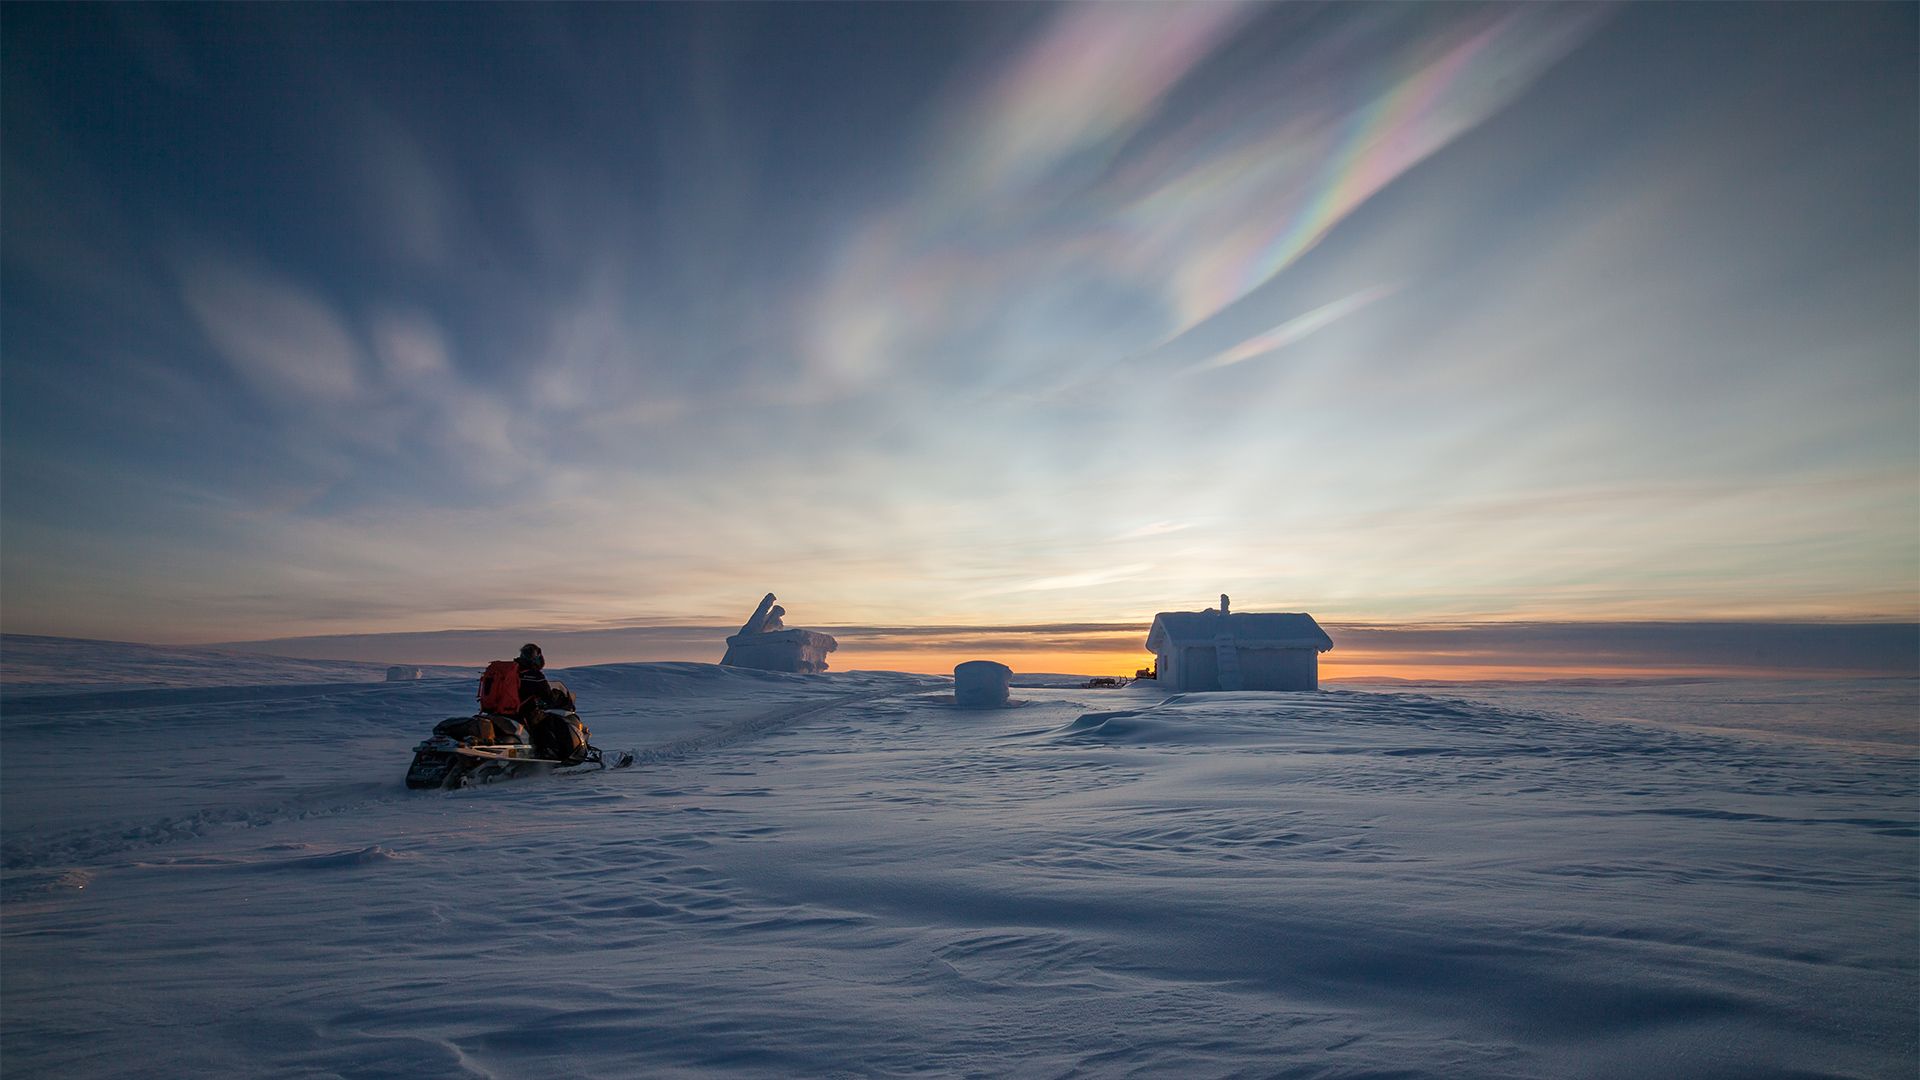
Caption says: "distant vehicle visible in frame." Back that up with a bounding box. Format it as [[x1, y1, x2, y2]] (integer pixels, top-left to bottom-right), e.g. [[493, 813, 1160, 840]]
[[1134, 666, 1157, 680], [405, 708, 631, 789]]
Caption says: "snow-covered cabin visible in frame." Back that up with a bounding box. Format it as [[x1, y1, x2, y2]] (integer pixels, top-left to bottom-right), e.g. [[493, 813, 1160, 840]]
[[1145, 595, 1332, 691]]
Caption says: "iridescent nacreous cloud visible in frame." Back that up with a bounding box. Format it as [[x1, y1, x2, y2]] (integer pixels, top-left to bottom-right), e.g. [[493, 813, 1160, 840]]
[[2, 3, 1913, 643]]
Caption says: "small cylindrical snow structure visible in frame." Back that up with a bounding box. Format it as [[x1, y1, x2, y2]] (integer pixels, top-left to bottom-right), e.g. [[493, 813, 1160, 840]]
[[385, 665, 423, 682], [954, 660, 1012, 709]]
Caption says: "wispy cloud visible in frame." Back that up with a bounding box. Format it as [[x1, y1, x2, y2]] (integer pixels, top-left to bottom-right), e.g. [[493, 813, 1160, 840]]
[[178, 252, 364, 404], [952, 2, 1260, 197], [979, 564, 1156, 597], [800, 4, 1610, 406], [1188, 285, 1397, 374], [1115, 521, 1195, 541]]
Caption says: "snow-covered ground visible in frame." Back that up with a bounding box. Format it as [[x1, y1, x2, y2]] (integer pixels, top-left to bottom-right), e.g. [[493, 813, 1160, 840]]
[[2, 640, 1914, 1078]]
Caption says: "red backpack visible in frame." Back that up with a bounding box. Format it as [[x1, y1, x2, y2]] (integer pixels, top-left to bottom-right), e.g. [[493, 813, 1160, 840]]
[[477, 660, 522, 716]]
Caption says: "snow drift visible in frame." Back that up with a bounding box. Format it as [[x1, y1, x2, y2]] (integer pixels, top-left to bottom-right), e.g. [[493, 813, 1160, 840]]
[[1, 638, 1913, 1078]]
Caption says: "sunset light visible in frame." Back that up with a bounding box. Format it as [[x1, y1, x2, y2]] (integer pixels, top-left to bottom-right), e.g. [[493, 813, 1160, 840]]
[[2, 3, 1912, 651], [4, 5, 1915, 1075]]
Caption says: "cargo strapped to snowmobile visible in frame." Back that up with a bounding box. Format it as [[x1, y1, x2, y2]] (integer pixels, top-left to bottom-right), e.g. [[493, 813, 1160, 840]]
[[406, 709, 632, 789]]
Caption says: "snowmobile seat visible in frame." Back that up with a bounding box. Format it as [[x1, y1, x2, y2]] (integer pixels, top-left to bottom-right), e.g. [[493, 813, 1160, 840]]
[[431, 714, 526, 746]]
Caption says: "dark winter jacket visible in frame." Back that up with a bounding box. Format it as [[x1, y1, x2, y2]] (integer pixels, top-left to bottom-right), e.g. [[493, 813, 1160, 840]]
[[516, 660, 553, 716]]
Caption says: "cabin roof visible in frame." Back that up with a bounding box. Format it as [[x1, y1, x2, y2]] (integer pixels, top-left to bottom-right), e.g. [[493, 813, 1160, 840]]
[[1146, 611, 1332, 652]]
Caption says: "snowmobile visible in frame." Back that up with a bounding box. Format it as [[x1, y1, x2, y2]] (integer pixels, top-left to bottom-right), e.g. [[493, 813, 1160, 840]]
[[405, 707, 633, 789]]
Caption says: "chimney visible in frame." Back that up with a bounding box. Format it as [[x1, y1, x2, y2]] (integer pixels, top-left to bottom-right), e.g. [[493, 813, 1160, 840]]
[[1220, 594, 1230, 615]]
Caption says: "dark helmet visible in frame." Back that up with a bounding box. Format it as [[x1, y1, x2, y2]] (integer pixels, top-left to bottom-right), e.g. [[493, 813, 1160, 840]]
[[518, 643, 545, 669]]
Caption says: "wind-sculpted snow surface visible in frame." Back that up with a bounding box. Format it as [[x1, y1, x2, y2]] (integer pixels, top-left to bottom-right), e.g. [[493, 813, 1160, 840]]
[[1, 650, 1914, 1078]]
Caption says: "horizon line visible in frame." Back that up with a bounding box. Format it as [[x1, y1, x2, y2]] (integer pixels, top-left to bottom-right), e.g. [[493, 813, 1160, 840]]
[[196, 613, 1920, 648]]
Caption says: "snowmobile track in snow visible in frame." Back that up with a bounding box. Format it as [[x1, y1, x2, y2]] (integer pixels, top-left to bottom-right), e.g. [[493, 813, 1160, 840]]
[[2, 686, 918, 877], [618, 687, 920, 768]]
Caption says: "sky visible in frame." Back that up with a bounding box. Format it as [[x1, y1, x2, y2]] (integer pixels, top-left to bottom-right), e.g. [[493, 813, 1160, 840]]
[[3, 3, 1916, 671]]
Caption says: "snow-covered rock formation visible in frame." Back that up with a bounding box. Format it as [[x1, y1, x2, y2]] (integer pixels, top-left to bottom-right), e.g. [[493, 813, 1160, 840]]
[[720, 592, 837, 673]]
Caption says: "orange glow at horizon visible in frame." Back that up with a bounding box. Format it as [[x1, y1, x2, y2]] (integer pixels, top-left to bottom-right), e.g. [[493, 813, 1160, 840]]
[[829, 643, 1908, 683], [833, 647, 1155, 678]]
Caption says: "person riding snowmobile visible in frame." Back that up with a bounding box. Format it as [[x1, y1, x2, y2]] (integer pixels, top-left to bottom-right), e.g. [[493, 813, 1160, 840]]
[[509, 643, 589, 765], [406, 643, 625, 788], [512, 642, 575, 718]]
